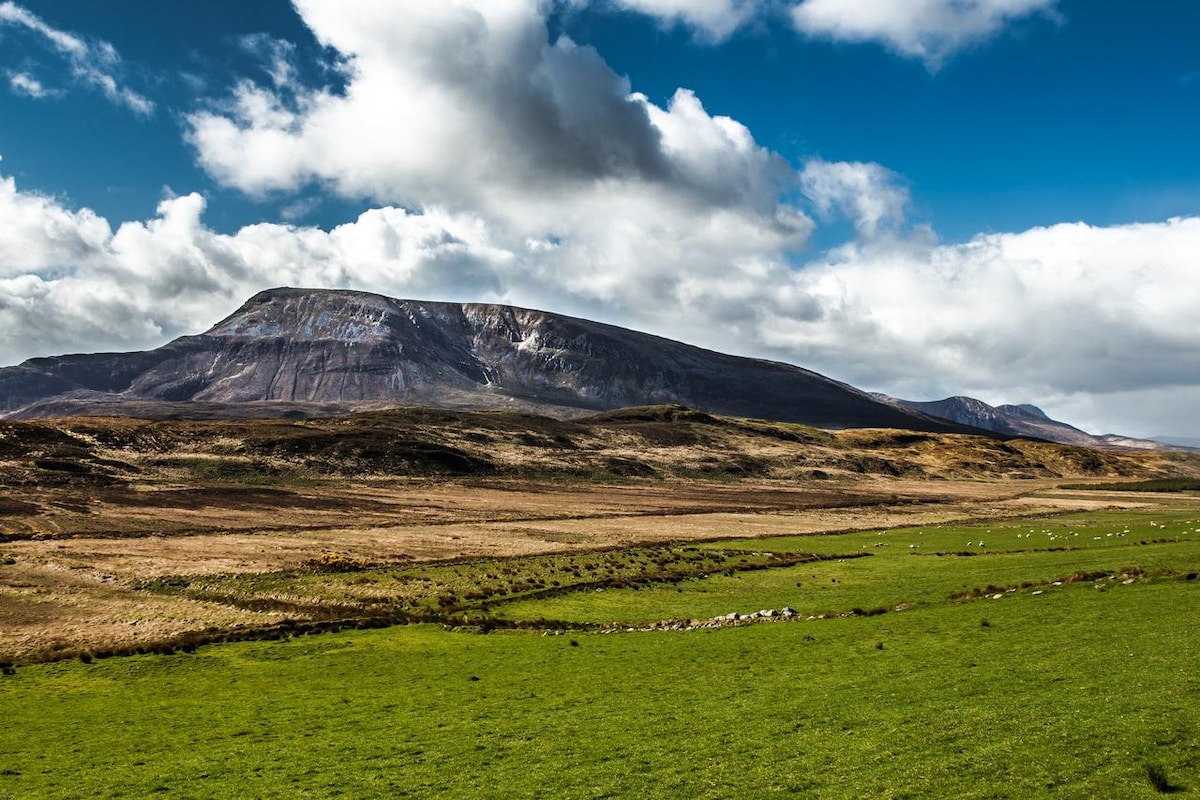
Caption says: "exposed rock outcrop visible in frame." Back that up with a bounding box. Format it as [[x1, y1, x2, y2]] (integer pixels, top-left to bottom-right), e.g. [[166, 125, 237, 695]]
[[0, 287, 981, 434]]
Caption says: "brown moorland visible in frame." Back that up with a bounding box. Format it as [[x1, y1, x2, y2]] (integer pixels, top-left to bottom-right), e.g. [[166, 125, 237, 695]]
[[1, 404, 1197, 663]]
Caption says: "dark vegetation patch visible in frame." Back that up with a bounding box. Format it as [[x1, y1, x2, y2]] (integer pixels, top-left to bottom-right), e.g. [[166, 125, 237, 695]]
[[715, 455, 771, 476], [585, 405, 720, 426], [147, 457, 288, 484], [514, 432, 578, 449], [1145, 762, 1186, 794], [683, 454, 773, 478], [602, 457, 657, 477], [304, 552, 375, 573], [0, 497, 39, 515], [856, 431, 936, 449], [587, 406, 833, 448], [0, 422, 89, 457], [728, 419, 835, 445], [32, 458, 95, 475], [584, 407, 723, 447], [16, 460, 126, 487], [101, 486, 378, 512], [1061, 478, 1200, 493], [1068, 451, 1107, 474], [239, 430, 494, 476], [0, 422, 139, 487], [839, 455, 921, 477], [626, 422, 704, 447]]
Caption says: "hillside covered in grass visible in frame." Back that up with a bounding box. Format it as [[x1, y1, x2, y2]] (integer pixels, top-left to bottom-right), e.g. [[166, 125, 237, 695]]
[[3, 405, 1195, 491]]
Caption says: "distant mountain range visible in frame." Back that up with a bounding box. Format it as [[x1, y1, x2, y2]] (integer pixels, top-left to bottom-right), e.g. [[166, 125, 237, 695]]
[[0, 287, 976, 435], [873, 394, 1175, 451]]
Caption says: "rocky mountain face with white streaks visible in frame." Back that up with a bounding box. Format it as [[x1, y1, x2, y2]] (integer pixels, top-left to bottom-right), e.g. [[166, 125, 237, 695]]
[[0, 287, 981, 434]]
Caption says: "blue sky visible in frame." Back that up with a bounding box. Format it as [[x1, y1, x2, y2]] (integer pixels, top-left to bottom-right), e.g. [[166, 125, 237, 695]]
[[1, 0, 1199, 437], [5, 0, 1199, 240]]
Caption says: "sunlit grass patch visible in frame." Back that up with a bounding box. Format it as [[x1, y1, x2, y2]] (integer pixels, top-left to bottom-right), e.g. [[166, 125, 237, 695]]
[[1, 579, 1196, 798], [495, 510, 1200, 624]]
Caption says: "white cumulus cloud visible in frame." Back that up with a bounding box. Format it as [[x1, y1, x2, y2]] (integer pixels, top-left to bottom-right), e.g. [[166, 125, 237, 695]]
[[749, 217, 1200, 435], [577, 0, 1057, 62], [187, 1, 795, 219], [7, 70, 50, 98], [800, 159, 909, 238], [599, 0, 771, 41], [790, 0, 1058, 66], [184, 0, 810, 324]]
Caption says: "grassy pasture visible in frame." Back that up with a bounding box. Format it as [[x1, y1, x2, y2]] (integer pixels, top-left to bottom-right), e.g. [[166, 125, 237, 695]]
[[0, 578, 1197, 798], [1, 503, 1198, 798], [492, 509, 1200, 625], [127, 510, 1200, 635]]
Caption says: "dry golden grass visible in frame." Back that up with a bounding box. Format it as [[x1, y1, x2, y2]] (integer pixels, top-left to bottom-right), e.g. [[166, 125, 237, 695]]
[[2, 406, 1198, 661], [2, 477, 1177, 663]]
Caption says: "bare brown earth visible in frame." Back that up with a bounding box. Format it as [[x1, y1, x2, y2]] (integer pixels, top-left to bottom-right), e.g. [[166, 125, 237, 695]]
[[2, 405, 1198, 662]]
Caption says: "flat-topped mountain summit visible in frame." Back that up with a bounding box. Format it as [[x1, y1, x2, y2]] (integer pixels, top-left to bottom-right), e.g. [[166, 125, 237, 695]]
[[0, 287, 976, 433]]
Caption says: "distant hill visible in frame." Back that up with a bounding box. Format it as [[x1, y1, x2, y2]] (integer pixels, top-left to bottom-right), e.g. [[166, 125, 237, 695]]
[[875, 394, 1175, 451], [0, 287, 980, 434], [1151, 436, 1200, 450]]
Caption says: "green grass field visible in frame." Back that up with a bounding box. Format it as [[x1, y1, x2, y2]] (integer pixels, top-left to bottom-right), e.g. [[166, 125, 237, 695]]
[[2, 507, 1198, 798], [493, 510, 1200, 625]]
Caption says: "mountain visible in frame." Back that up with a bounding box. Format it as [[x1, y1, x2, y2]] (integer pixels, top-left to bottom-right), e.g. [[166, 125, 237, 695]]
[[0, 288, 986, 433], [877, 394, 1173, 450], [1151, 436, 1200, 450]]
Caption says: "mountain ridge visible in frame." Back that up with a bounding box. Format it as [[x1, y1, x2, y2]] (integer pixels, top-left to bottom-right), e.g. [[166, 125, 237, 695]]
[[874, 394, 1175, 451], [0, 287, 980, 435]]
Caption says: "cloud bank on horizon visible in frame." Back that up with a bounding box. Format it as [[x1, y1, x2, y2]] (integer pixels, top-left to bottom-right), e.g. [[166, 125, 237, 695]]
[[1, 0, 1197, 438]]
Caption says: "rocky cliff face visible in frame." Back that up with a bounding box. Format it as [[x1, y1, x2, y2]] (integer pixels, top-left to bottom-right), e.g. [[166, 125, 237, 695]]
[[0, 287, 980, 433], [893, 396, 1082, 440]]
